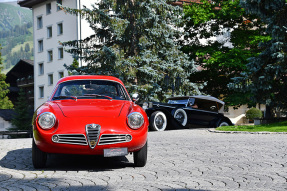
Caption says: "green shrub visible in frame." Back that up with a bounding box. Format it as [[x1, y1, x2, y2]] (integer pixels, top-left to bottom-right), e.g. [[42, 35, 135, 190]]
[[245, 108, 263, 119]]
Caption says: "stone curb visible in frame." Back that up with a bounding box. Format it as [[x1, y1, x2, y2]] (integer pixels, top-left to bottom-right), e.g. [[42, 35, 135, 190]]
[[208, 129, 287, 134]]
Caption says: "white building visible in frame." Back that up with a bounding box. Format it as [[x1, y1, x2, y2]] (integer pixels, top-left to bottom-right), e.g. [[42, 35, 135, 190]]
[[18, 0, 96, 109]]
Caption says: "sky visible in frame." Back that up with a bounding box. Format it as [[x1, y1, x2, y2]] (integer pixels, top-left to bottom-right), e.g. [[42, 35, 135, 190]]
[[0, 0, 17, 2]]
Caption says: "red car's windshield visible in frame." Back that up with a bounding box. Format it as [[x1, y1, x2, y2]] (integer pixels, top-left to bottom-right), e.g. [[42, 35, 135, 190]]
[[52, 80, 129, 100]]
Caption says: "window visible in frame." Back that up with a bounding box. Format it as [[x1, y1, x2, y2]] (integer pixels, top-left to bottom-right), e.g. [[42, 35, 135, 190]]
[[57, 22, 63, 35], [39, 86, 44, 98], [58, 47, 63, 59], [47, 26, 52, 38], [38, 63, 44, 75], [46, 3, 51, 14], [48, 74, 53, 85], [38, 40, 43, 52], [53, 80, 129, 100], [48, 50, 53, 62], [37, 16, 43, 29], [57, 0, 62, 11], [58, 71, 64, 79]]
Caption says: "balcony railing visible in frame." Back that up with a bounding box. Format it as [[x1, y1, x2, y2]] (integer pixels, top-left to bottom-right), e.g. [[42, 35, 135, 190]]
[[16, 76, 34, 87]]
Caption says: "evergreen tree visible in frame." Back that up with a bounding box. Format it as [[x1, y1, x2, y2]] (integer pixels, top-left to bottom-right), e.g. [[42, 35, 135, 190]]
[[11, 88, 31, 131], [0, 45, 13, 109], [68, 58, 79, 75], [25, 43, 30, 52], [61, 0, 201, 101], [181, 0, 269, 108], [232, 0, 287, 116]]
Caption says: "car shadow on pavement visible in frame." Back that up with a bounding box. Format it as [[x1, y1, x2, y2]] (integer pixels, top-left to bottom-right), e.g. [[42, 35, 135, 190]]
[[47, 153, 135, 171], [0, 173, 108, 191], [0, 148, 135, 171]]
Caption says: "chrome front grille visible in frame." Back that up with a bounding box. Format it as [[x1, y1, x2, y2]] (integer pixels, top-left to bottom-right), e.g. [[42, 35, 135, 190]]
[[51, 134, 87, 145], [98, 134, 132, 145], [86, 124, 101, 149]]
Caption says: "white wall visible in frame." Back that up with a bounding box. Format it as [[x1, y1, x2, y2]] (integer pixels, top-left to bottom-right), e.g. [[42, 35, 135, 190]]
[[225, 105, 266, 125], [0, 118, 15, 131], [33, 0, 99, 109], [0, 118, 15, 139], [33, 0, 78, 109]]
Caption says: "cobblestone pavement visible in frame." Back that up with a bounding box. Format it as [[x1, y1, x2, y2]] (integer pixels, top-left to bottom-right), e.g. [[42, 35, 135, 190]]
[[0, 129, 286, 191]]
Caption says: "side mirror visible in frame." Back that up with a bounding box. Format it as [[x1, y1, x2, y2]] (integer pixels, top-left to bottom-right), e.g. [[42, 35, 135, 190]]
[[132, 93, 139, 102]]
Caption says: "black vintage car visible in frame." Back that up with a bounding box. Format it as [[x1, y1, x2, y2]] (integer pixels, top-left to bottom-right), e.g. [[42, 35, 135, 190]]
[[143, 96, 233, 131]]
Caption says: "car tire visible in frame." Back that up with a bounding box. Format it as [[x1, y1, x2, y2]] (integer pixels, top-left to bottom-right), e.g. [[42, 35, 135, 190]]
[[32, 139, 47, 169], [218, 121, 230, 127], [173, 108, 187, 126], [134, 141, 147, 167], [149, 111, 167, 131]]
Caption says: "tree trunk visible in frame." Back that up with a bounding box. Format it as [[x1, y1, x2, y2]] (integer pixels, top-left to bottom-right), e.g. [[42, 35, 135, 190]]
[[264, 105, 273, 119]]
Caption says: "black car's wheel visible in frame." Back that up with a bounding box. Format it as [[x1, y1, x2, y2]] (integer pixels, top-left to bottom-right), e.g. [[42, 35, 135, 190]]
[[173, 109, 187, 126], [134, 141, 147, 167], [150, 111, 167, 131], [218, 120, 230, 127], [32, 139, 47, 169]]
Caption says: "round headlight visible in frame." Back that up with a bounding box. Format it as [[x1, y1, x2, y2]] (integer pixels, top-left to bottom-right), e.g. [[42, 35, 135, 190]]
[[142, 102, 148, 110], [38, 112, 56, 129], [127, 112, 144, 129]]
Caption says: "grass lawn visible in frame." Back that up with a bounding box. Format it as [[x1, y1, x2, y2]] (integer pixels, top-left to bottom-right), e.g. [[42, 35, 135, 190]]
[[216, 120, 287, 132]]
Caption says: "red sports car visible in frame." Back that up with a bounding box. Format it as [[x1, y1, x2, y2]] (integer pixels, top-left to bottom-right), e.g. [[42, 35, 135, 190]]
[[32, 75, 148, 168]]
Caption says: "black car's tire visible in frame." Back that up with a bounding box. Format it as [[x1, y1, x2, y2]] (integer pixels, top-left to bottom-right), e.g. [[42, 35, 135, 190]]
[[134, 141, 147, 167], [32, 139, 47, 169], [173, 109, 187, 126], [149, 111, 167, 131], [218, 120, 230, 127]]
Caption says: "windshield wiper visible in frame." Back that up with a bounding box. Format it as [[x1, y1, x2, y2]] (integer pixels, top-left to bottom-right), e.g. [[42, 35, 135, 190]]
[[52, 96, 77, 101], [83, 94, 113, 100]]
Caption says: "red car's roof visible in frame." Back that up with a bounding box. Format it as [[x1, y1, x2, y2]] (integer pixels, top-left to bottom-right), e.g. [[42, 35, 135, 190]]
[[57, 75, 125, 85]]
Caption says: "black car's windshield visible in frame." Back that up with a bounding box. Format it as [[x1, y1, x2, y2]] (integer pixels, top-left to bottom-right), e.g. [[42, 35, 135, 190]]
[[168, 99, 189, 105], [52, 80, 129, 100]]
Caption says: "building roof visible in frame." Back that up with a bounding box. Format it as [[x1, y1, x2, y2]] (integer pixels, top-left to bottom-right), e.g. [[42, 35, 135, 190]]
[[6, 59, 33, 77], [0, 110, 16, 121], [6, 59, 34, 75], [6, 59, 34, 87], [18, 0, 47, 8], [21, 59, 34, 66]]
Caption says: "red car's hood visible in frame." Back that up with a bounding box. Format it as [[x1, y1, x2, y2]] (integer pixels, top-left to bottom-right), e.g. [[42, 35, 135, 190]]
[[54, 99, 128, 118]]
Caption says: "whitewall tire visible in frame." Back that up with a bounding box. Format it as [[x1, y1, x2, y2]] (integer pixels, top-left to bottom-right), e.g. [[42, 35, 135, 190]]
[[218, 121, 229, 127], [150, 111, 167, 131], [173, 109, 187, 126]]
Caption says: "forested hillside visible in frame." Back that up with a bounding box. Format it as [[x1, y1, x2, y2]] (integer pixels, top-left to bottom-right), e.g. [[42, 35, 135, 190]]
[[0, 2, 33, 73], [0, 2, 32, 31]]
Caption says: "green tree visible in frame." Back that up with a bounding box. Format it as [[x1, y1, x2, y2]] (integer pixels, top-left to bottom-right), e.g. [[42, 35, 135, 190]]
[[10, 88, 31, 131], [24, 43, 30, 52], [181, 0, 269, 107], [67, 58, 79, 75], [232, 0, 287, 117], [61, 0, 201, 101], [0, 45, 13, 109]]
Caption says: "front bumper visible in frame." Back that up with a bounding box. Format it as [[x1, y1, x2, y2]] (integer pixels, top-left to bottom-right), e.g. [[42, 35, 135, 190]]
[[34, 130, 147, 155], [33, 117, 148, 155]]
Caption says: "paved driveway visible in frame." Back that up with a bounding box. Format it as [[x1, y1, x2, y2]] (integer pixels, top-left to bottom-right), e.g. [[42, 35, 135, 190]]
[[0, 129, 286, 191]]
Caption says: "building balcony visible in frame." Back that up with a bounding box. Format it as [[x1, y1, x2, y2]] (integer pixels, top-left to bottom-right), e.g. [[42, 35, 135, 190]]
[[16, 76, 34, 87]]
